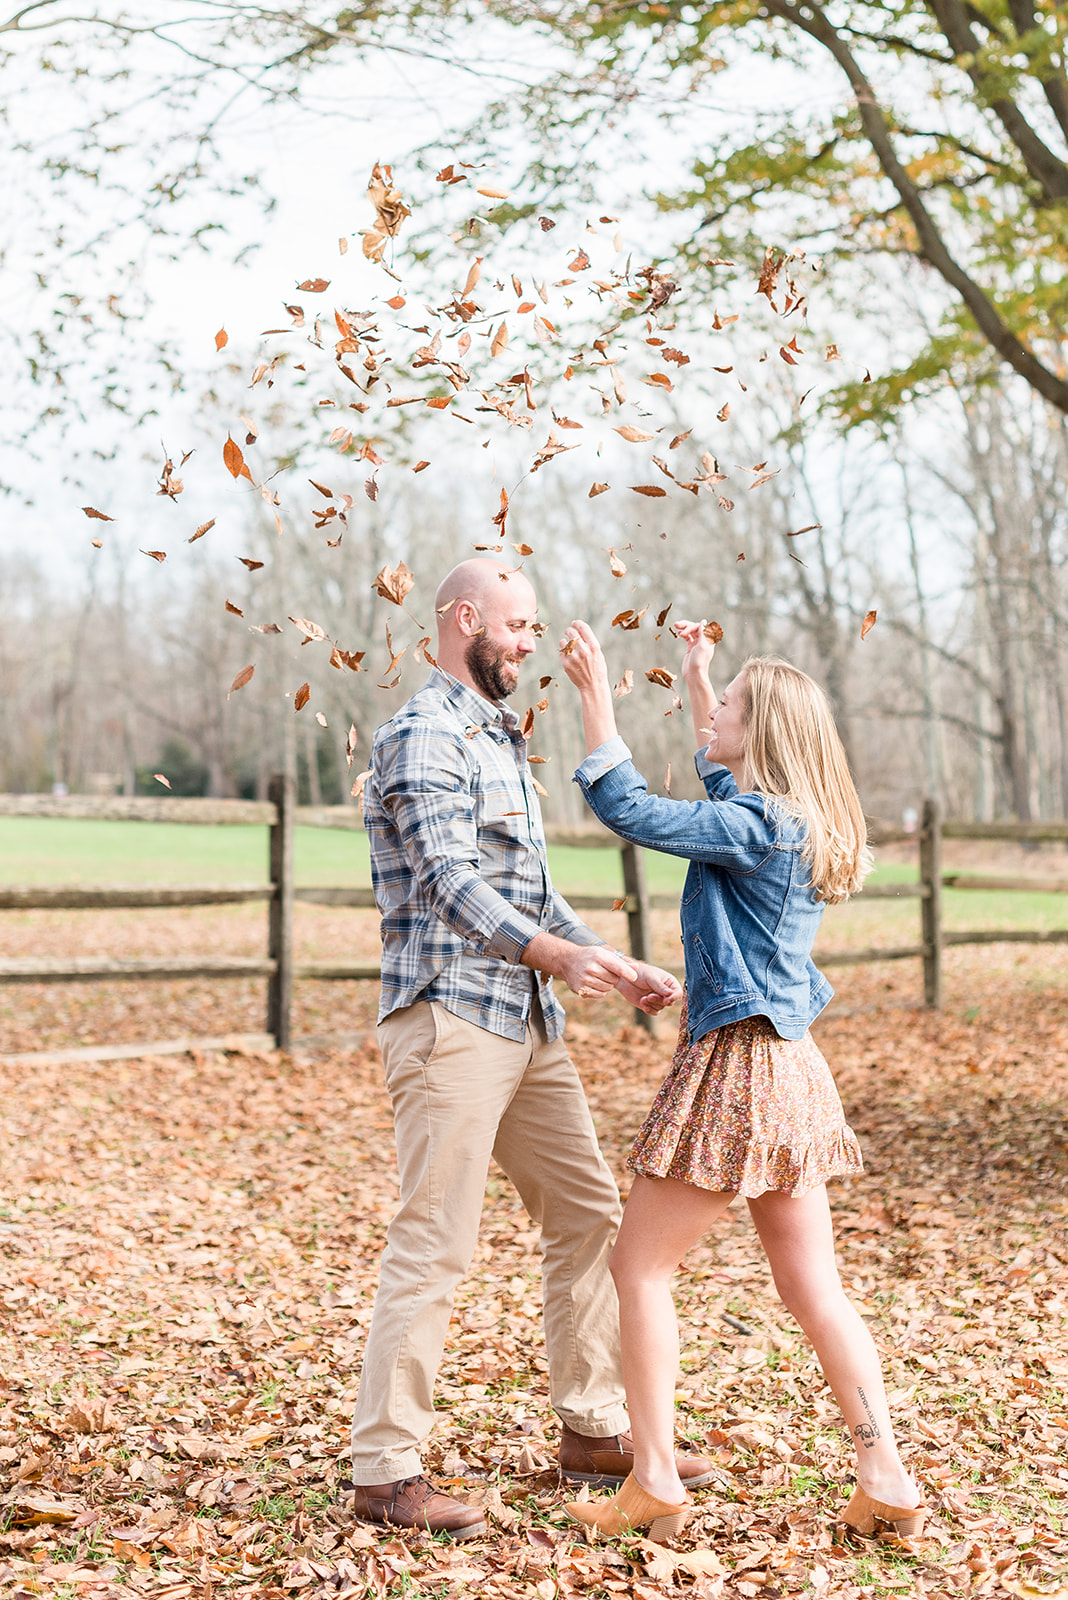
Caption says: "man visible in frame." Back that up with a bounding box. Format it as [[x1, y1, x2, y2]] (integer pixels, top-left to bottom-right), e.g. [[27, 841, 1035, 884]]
[[350, 558, 712, 1538]]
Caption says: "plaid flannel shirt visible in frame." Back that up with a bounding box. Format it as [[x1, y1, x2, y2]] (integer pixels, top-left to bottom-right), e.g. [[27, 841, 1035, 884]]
[[365, 667, 604, 1042]]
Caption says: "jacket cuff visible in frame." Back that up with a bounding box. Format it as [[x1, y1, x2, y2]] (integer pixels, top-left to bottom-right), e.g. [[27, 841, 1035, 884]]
[[575, 734, 632, 787]]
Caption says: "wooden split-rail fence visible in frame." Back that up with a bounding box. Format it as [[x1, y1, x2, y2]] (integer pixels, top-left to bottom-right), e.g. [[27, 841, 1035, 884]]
[[0, 786, 1066, 1051]]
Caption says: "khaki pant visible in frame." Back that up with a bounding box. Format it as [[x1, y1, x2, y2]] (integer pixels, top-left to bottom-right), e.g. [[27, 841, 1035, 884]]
[[350, 999, 628, 1484]]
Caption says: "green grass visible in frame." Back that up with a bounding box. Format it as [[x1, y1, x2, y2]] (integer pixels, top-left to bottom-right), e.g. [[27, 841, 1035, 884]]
[[0, 819, 1063, 936]]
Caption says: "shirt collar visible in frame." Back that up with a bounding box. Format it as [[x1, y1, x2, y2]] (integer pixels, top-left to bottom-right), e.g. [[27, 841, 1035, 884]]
[[427, 666, 520, 734]]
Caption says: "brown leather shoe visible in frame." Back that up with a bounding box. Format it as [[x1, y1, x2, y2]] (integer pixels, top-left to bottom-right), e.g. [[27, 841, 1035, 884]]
[[558, 1425, 716, 1489], [350, 1475, 486, 1539]]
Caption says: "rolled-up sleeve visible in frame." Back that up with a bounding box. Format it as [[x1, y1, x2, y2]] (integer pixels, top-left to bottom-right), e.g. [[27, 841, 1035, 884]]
[[379, 722, 543, 963]]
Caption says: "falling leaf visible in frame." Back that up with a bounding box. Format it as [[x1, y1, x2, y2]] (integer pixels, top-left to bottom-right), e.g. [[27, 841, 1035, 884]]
[[606, 549, 627, 578], [309, 480, 333, 499], [491, 320, 509, 357], [214, 328, 228, 351], [188, 518, 215, 543], [568, 249, 590, 271], [224, 437, 253, 482], [346, 723, 358, 768], [513, 542, 533, 556], [477, 185, 510, 199], [238, 557, 264, 571], [588, 482, 609, 497], [646, 667, 677, 688], [91, 538, 102, 548], [717, 403, 731, 422], [386, 294, 406, 309], [228, 664, 254, 697], [779, 345, 799, 365], [614, 670, 634, 697], [365, 477, 379, 502], [315, 711, 328, 728], [826, 343, 841, 361], [153, 774, 172, 789], [861, 609, 878, 639], [361, 162, 410, 262], [612, 608, 647, 630], [615, 425, 656, 443], [631, 485, 667, 498], [531, 776, 549, 797], [656, 604, 672, 627], [538, 216, 556, 230], [288, 616, 327, 645], [82, 506, 114, 522], [373, 562, 415, 606], [704, 621, 724, 643], [643, 372, 674, 390], [786, 524, 821, 537], [664, 763, 672, 794], [225, 600, 243, 617], [413, 461, 430, 472], [296, 277, 330, 292], [294, 682, 311, 711], [248, 622, 282, 634], [669, 431, 691, 450], [141, 549, 166, 562]]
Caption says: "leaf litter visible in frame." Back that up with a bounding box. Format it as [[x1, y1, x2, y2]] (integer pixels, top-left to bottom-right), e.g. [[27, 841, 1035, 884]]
[[0, 939, 1067, 1597]]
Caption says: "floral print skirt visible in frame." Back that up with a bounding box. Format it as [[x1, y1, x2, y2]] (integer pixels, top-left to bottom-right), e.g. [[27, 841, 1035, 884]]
[[628, 1004, 863, 1199]]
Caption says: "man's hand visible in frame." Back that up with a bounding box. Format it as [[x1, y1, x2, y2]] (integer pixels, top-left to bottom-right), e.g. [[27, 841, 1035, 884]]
[[522, 931, 637, 996], [616, 962, 684, 1015]]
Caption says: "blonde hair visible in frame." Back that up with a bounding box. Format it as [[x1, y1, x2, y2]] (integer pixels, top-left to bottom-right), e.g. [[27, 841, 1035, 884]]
[[739, 656, 872, 904]]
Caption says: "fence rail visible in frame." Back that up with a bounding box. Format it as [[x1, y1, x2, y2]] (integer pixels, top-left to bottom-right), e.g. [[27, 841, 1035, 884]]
[[0, 788, 1064, 1048]]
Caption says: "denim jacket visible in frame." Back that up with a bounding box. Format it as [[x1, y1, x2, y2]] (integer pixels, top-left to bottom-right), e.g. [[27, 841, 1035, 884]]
[[574, 736, 833, 1042]]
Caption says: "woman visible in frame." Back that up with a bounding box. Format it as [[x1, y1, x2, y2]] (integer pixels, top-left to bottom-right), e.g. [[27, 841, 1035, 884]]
[[559, 617, 923, 1543]]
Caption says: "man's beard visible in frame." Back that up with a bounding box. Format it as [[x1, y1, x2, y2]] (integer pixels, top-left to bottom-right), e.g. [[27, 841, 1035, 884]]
[[465, 636, 519, 701]]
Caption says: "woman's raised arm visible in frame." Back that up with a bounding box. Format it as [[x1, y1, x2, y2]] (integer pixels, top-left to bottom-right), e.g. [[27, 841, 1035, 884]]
[[558, 619, 619, 755]]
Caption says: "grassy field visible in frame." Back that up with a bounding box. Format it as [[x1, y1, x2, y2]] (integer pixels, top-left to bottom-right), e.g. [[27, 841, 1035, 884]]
[[1, 817, 1065, 937]]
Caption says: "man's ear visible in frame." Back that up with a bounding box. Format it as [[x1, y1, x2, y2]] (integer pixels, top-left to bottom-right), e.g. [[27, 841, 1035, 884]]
[[454, 600, 483, 638]]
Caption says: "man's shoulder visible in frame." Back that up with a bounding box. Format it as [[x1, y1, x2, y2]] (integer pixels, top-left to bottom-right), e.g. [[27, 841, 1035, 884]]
[[372, 676, 472, 752]]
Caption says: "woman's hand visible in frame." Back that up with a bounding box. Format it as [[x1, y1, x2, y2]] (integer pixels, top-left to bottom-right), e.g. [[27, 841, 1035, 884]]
[[675, 619, 719, 750], [559, 619, 618, 754], [616, 961, 684, 1016], [675, 618, 717, 681], [559, 619, 611, 695]]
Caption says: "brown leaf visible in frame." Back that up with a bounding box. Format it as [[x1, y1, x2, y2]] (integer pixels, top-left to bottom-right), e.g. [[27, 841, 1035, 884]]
[[612, 897, 629, 912], [704, 621, 724, 643], [568, 249, 590, 271], [214, 328, 228, 351], [225, 600, 243, 617], [81, 506, 114, 522], [413, 461, 430, 472], [361, 162, 411, 261], [614, 671, 634, 698], [477, 185, 509, 199], [606, 549, 627, 578], [296, 277, 330, 292], [153, 774, 171, 789], [309, 480, 333, 499], [664, 762, 672, 794], [223, 436, 253, 482], [645, 667, 677, 689], [248, 622, 282, 634], [294, 682, 311, 711], [612, 608, 647, 630], [531, 776, 549, 797], [228, 664, 254, 697], [717, 403, 730, 422], [345, 723, 359, 769], [140, 549, 166, 562], [643, 372, 674, 390], [786, 524, 821, 537], [238, 557, 264, 571], [364, 476, 379, 502], [490, 320, 509, 357], [861, 609, 878, 639], [288, 616, 327, 645], [188, 518, 215, 543], [630, 485, 667, 498], [588, 482, 609, 497], [615, 425, 656, 443], [373, 561, 415, 606]]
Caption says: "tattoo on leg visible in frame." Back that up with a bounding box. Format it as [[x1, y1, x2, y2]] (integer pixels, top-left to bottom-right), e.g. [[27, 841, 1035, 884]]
[[852, 1387, 881, 1448]]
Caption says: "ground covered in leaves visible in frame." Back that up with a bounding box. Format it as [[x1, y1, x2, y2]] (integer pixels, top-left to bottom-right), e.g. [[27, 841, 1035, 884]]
[[1, 947, 1067, 1598]]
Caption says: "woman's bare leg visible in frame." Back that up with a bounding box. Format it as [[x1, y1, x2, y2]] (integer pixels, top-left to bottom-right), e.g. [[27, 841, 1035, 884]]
[[608, 1175, 736, 1504], [748, 1186, 918, 1506]]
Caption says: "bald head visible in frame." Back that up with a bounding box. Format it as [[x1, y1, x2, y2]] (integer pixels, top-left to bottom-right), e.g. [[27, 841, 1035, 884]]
[[435, 559, 532, 620], [434, 559, 539, 702]]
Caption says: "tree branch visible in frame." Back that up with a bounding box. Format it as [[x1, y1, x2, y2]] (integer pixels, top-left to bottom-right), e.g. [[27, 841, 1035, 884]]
[[763, 0, 1068, 415]]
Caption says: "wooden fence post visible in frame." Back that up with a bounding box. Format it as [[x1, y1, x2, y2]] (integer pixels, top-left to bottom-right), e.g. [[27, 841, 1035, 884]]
[[267, 773, 294, 1050], [919, 796, 943, 1009], [621, 842, 657, 1035]]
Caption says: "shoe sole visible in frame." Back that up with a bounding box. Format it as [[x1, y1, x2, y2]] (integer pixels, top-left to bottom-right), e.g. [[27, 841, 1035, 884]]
[[354, 1513, 488, 1540], [561, 1468, 717, 1490]]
